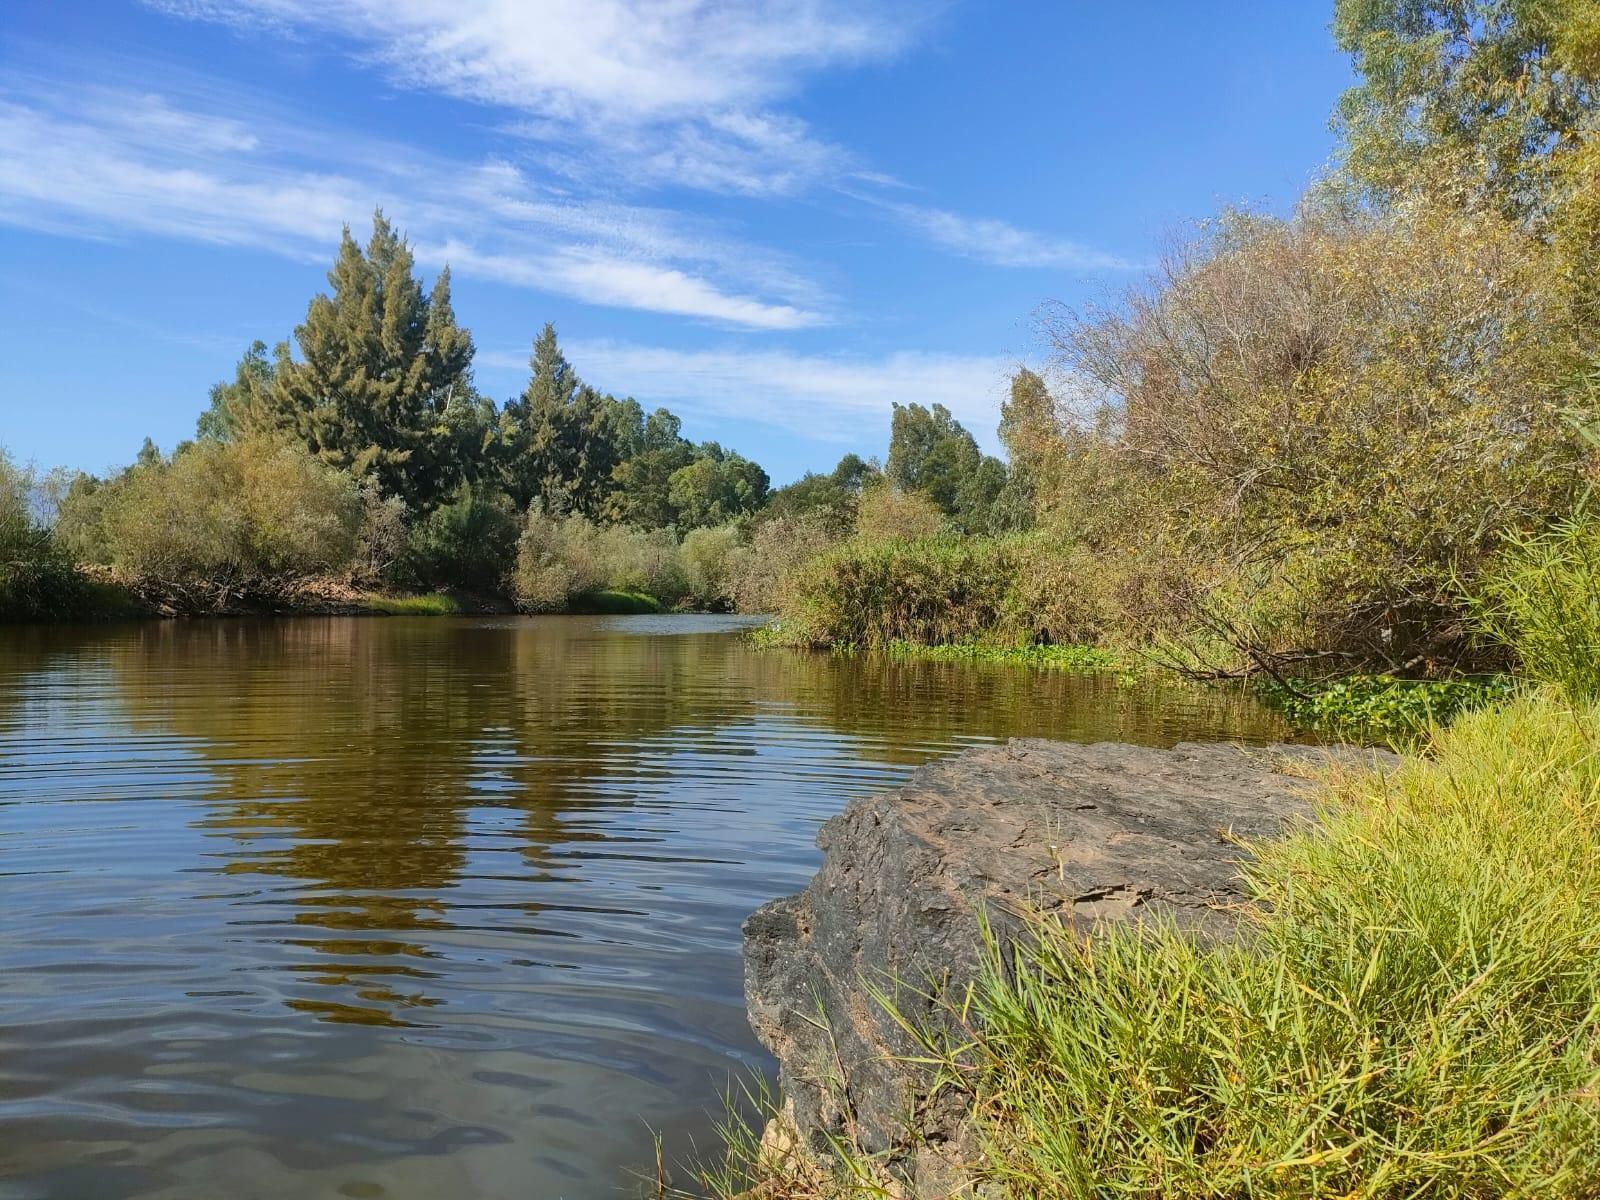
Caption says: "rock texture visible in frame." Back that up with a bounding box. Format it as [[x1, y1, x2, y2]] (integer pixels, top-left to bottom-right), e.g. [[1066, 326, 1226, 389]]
[[743, 737, 1393, 1195]]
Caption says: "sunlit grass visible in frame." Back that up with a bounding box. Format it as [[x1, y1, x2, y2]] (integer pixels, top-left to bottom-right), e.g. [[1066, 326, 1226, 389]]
[[957, 688, 1600, 1197], [362, 592, 462, 616], [567, 589, 664, 614], [706, 689, 1600, 1198]]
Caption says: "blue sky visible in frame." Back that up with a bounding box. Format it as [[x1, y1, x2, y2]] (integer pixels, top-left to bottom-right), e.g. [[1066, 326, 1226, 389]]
[[1, 1, 1352, 485]]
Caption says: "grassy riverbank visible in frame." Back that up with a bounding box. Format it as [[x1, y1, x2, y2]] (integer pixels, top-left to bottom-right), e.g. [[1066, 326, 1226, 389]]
[[13, 570, 682, 623], [957, 690, 1600, 1196], [700, 683, 1600, 1199]]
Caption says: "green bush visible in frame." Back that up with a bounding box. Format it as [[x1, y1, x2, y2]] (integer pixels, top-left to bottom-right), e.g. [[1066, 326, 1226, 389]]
[[57, 434, 361, 596], [782, 534, 1022, 648], [512, 511, 692, 612], [681, 524, 742, 610], [1472, 509, 1600, 703], [727, 513, 842, 615], [399, 481, 518, 592], [959, 691, 1600, 1197], [0, 451, 86, 621]]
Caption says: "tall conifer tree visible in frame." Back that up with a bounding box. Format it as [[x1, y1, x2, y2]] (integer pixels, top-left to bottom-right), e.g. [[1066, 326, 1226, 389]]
[[265, 211, 475, 510]]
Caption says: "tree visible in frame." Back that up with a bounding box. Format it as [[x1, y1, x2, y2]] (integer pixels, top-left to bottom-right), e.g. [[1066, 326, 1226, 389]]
[[885, 401, 1005, 526], [197, 341, 277, 442], [1334, 0, 1600, 215], [263, 211, 475, 511], [766, 453, 882, 532], [1046, 197, 1591, 668], [502, 324, 628, 518], [607, 408, 697, 527], [667, 448, 770, 528]]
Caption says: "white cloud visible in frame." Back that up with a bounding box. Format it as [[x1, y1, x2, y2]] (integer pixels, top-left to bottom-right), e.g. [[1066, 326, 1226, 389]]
[[148, 0, 917, 194], [478, 341, 1017, 448], [888, 202, 1147, 272], [0, 81, 825, 328]]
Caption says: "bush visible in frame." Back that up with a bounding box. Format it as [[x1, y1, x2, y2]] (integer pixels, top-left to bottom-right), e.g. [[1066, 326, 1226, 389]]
[[782, 535, 1023, 648], [399, 481, 519, 593], [513, 510, 581, 612], [681, 523, 742, 610], [1042, 198, 1592, 673], [59, 435, 362, 596], [727, 514, 841, 615], [853, 485, 944, 540], [0, 450, 86, 621], [961, 691, 1600, 1197], [512, 511, 692, 612], [1472, 509, 1600, 703]]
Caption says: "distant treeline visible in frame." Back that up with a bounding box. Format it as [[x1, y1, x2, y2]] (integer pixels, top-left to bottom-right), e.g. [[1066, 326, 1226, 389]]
[[0, 213, 1023, 620]]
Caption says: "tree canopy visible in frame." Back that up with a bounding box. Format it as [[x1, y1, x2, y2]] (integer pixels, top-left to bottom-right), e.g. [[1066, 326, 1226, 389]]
[[1335, 0, 1600, 213]]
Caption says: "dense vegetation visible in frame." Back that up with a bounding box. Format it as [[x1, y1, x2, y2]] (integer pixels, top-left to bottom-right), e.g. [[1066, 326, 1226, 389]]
[[3, 212, 806, 617], [684, 2, 1600, 1197], [741, 0, 1600, 720]]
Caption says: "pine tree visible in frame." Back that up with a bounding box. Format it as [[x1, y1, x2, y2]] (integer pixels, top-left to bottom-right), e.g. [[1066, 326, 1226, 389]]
[[265, 211, 475, 511], [197, 341, 277, 442], [502, 323, 625, 518]]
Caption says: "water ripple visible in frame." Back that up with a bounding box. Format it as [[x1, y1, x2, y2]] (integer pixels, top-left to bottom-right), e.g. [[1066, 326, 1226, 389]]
[[0, 615, 1290, 1198]]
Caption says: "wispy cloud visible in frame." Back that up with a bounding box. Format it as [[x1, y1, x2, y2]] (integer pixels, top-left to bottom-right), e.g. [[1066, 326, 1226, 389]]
[[143, 2, 1136, 269], [0, 77, 826, 329], [478, 340, 1016, 449], [886, 202, 1147, 272], [148, 0, 919, 195]]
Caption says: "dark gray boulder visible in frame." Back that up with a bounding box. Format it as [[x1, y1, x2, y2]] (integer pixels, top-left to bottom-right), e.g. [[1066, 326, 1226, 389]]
[[743, 737, 1393, 1194]]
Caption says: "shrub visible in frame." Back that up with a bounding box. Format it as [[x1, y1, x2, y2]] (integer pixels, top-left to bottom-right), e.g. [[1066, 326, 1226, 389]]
[[0, 450, 86, 621], [512, 511, 692, 612], [60, 435, 362, 596], [513, 510, 581, 612], [681, 523, 742, 610], [961, 691, 1600, 1197], [853, 485, 944, 541], [399, 481, 519, 592], [1472, 509, 1600, 703], [727, 513, 841, 615], [353, 487, 409, 586], [1043, 197, 1591, 673], [782, 535, 1022, 648]]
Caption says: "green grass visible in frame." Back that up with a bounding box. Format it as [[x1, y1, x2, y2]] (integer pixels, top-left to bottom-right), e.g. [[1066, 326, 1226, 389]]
[[882, 639, 1128, 674], [1473, 508, 1600, 705], [1257, 672, 1513, 741], [362, 592, 463, 615], [704, 690, 1600, 1198], [948, 689, 1600, 1198], [567, 589, 664, 614]]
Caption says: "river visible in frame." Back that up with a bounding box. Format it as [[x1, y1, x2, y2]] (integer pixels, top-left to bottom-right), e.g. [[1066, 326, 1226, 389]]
[[0, 615, 1292, 1199]]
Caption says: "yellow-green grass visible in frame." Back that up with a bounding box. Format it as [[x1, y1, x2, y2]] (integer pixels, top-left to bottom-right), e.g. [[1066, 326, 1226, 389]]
[[362, 592, 463, 615], [566, 589, 664, 614], [959, 689, 1600, 1197], [701, 689, 1600, 1198]]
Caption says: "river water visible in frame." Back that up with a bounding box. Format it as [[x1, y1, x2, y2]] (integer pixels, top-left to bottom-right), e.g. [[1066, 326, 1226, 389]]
[[0, 615, 1291, 1199]]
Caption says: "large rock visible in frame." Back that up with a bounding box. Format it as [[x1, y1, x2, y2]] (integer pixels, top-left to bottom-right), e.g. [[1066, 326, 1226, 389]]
[[743, 738, 1392, 1194]]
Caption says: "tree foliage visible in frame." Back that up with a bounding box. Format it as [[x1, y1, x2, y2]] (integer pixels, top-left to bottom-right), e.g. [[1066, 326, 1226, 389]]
[[886, 402, 1010, 532], [1334, 0, 1600, 213], [251, 212, 477, 511]]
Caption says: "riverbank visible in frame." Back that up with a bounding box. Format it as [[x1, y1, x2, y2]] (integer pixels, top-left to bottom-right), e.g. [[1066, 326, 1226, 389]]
[[718, 690, 1600, 1197], [10, 567, 682, 622]]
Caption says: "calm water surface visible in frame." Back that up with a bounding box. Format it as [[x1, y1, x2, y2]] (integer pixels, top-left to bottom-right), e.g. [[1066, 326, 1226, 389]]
[[0, 615, 1292, 1199]]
